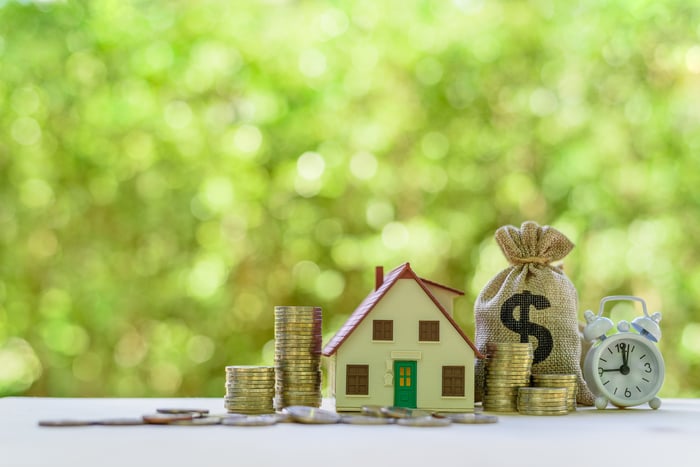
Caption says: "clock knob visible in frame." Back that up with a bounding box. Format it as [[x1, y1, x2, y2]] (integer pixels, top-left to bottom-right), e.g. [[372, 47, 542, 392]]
[[583, 309, 614, 342], [631, 311, 662, 343]]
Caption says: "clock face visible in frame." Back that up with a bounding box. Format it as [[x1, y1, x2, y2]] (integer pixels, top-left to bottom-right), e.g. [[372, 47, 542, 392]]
[[589, 335, 664, 407]]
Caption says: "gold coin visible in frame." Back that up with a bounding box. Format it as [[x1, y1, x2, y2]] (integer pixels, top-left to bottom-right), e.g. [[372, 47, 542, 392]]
[[484, 390, 518, 396], [518, 398, 568, 406], [224, 402, 275, 408], [225, 386, 275, 392], [226, 365, 274, 373], [486, 342, 532, 348], [518, 395, 567, 402], [518, 409, 569, 416], [227, 374, 276, 380], [226, 410, 276, 415], [484, 400, 518, 407], [531, 373, 576, 378], [487, 353, 533, 358], [485, 369, 531, 375], [482, 407, 517, 413], [485, 382, 529, 388], [226, 372, 275, 376]]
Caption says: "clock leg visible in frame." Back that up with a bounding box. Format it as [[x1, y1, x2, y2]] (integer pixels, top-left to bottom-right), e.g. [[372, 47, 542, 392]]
[[649, 397, 661, 410], [594, 396, 608, 410]]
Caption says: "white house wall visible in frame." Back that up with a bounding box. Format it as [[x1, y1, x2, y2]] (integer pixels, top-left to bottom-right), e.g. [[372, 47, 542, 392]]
[[334, 278, 475, 412]]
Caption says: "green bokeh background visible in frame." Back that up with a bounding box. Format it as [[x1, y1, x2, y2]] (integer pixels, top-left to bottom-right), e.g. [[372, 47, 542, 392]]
[[1, 0, 700, 398]]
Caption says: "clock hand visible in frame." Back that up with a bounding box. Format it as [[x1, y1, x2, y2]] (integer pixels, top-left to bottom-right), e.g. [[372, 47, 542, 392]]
[[620, 343, 630, 375], [621, 343, 629, 367], [599, 368, 620, 373]]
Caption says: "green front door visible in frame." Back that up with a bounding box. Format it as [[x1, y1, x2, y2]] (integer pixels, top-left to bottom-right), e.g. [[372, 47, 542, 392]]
[[394, 361, 417, 408]]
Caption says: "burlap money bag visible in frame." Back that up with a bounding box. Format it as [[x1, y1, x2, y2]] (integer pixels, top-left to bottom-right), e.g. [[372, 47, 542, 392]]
[[474, 221, 595, 406]]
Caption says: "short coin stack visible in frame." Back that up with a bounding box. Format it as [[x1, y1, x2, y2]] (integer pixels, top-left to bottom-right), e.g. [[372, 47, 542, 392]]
[[274, 306, 323, 409], [224, 365, 276, 414], [531, 374, 577, 412], [482, 342, 533, 412], [517, 387, 569, 416]]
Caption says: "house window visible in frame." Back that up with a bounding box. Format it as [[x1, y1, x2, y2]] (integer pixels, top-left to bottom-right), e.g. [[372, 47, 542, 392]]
[[346, 365, 369, 395], [373, 320, 393, 341], [442, 366, 465, 397], [419, 320, 440, 342]]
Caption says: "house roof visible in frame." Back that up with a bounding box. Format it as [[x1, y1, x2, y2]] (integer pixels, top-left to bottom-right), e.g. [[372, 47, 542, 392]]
[[322, 262, 483, 358], [419, 277, 465, 296]]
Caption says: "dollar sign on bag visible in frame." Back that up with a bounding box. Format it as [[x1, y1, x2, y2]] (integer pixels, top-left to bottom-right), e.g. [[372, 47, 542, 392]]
[[500, 290, 553, 364]]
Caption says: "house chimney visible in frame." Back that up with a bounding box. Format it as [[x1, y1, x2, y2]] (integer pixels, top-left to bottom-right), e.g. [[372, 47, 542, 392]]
[[375, 266, 384, 291]]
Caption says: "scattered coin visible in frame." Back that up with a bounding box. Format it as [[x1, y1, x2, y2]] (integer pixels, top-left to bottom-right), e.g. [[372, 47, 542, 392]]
[[142, 413, 195, 424], [156, 408, 210, 416], [97, 418, 146, 426], [396, 416, 451, 427], [222, 414, 280, 426], [379, 406, 432, 419], [170, 416, 222, 426], [285, 405, 340, 424], [438, 413, 499, 424], [273, 412, 293, 423], [38, 419, 96, 427], [360, 405, 389, 418], [340, 415, 395, 425], [517, 408, 569, 416]]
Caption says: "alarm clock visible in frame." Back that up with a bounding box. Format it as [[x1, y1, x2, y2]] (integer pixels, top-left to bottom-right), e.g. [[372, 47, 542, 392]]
[[582, 295, 664, 410]]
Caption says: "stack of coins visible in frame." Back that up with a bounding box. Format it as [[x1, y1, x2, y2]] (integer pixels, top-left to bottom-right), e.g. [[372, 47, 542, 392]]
[[482, 342, 533, 412], [517, 387, 569, 416], [224, 365, 276, 414], [274, 306, 323, 409], [531, 374, 578, 412]]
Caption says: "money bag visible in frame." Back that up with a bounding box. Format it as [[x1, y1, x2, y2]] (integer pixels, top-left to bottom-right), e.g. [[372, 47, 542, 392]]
[[474, 221, 595, 405]]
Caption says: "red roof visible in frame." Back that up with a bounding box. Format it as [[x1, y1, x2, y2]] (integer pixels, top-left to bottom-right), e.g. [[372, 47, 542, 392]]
[[322, 263, 483, 358], [419, 277, 465, 296]]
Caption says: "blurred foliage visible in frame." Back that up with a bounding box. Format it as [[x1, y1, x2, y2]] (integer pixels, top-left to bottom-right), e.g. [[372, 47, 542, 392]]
[[1, 0, 700, 398]]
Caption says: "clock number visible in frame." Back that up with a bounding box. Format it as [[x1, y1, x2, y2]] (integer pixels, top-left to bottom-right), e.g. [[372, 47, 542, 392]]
[[644, 362, 652, 373], [624, 388, 631, 398], [598, 367, 603, 376]]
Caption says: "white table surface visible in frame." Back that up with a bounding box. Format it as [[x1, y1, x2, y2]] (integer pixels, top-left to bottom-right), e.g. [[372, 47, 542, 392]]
[[1, 397, 697, 467]]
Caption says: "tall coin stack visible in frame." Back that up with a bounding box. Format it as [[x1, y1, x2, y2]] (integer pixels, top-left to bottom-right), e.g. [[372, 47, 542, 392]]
[[274, 306, 323, 409], [224, 365, 276, 414], [482, 342, 533, 412], [517, 387, 569, 416], [531, 374, 577, 412]]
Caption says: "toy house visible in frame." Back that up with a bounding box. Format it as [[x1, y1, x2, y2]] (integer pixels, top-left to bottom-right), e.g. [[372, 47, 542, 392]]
[[323, 262, 483, 413]]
